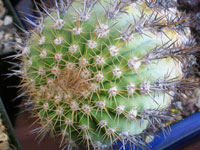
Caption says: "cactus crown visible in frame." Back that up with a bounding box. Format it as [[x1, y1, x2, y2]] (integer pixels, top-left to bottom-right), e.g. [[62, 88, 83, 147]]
[[13, 0, 198, 149]]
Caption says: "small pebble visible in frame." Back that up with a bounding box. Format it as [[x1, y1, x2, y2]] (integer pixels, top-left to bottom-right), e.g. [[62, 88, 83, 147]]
[[4, 33, 12, 40], [3, 16, 13, 26], [0, 0, 18, 54]]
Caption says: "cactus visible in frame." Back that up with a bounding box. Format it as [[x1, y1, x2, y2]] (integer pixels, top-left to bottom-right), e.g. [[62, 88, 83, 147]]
[[13, 0, 198, 149]]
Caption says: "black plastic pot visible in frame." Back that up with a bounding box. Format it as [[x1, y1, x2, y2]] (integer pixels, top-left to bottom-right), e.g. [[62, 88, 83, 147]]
[[0, 0, 23, 131], [0, 97, 21, 150]]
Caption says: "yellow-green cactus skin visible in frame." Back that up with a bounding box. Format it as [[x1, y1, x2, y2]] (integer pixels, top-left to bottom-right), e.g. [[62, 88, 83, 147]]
[[15, 0, 196, 149]]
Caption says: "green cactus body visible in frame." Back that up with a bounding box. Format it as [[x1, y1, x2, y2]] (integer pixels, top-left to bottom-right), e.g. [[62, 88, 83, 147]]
[[18, 0, 192, 149]]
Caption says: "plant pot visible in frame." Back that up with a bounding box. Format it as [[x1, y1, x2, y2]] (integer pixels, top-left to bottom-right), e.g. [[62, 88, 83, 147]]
[[115, 112, 200, 150], [0, 0, 24, 126], [0, 97, 21, 150], [148, 112, 200, 150]]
